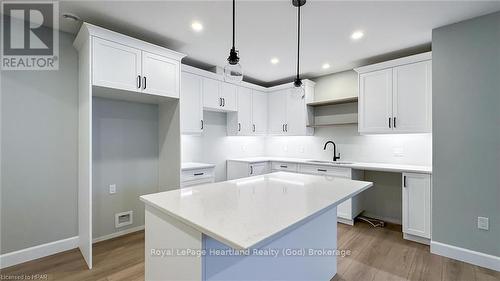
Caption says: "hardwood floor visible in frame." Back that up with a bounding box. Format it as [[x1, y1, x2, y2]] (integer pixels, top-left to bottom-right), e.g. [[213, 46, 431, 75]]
[[2, 222, 499, 281]]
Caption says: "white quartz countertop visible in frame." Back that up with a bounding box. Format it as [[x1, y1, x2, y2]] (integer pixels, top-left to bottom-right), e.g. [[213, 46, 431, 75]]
[[181, 162, 216, 171], [140, 172, 373, 249], [227, 157, 432, 174]]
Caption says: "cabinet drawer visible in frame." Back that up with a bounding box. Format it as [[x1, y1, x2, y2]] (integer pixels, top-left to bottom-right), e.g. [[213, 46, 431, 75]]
[[181, 168, 215, 182], [271, 162, 298, 172], [298, 164, 351, 178]]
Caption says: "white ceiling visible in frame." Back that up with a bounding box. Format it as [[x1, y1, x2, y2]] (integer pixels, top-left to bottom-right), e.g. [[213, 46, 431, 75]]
[[58, 1, 500, 86]]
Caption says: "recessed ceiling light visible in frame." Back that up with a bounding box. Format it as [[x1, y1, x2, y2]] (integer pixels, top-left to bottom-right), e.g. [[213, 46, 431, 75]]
[[351, 30, 364, 40], [270, 57, 279, 65], [191, 21, 203, 32], [322, 63, 330, 69]]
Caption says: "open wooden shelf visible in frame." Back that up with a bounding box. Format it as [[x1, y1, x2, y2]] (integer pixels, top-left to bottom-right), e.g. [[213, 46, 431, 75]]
[[307, 97, 358, 107]]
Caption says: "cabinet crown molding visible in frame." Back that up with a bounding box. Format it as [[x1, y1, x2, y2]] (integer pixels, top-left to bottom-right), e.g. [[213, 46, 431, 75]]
[[73, 22, 186, 61], [354, 52, 432, 74]]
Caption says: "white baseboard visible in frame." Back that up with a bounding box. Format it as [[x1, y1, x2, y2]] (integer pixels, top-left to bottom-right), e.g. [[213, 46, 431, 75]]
[[0, 236, 78, 269], [92, 225, 144, 244], [431, 241, 500, 272], [403, 233, 430, 245]]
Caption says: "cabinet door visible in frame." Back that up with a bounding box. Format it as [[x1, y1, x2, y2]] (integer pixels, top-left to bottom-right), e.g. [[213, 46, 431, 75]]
[[252, 90, 267, 135], [220, 83, 237, 111], [285, 89, 306, 135], [403, 173, 431, 239], [141, 51, 180, 98], [267, 90, 287, 135], [180, 72, 203, 134], [393, 61, 432, 133], [92, 37, 141, 92], [235, 87, 252, 135], [249, 163, 269, 176], [359, 69, 393, 133], [202, 78, 221, 110]]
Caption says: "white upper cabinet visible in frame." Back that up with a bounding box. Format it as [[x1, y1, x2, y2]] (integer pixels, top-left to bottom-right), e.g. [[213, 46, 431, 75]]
[[355, 52, 432, 134], [93, 37, 141, 92], [252, 90, 267, 135], [392, 61, 432, 133], [285, 90, 307, 135], [219, 83, 237, 111], [359, 69, 393, 133], [227, 86, 252, 135], [142, 51, 180, 98], [268, 90, 288, 135], [202, 78, 237, 112], [402, 173, 431, 239], [202, 77, 221, 109], [181, 72, 203, 134], [91, 34, 184, 99], [267, 82, 314, 136]]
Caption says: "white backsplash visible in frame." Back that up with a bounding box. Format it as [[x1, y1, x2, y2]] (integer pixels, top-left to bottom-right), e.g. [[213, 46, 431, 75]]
[[265, 125, 432, 166], [182, 114, 432, 181], [182, 111, 266, 181]]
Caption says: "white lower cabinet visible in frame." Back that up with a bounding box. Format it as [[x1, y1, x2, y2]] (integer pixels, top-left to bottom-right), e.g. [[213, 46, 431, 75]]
[[181, 167, 215, 188], [402, 173, 431, 242], [227, 161, 270, 180], [271, 162, 298, 173]]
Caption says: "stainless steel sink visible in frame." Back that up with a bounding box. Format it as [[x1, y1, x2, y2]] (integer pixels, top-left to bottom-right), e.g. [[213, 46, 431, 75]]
[[306, 160, 353, 165]]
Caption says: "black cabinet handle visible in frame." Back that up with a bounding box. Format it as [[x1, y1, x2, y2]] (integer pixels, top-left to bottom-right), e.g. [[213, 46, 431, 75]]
[[219, 98, 222, 106], [285, 124, 288, 132], [253, 124, 256, 132], [317, 169, 327, 172], [137, 75, 141, 89], [143, 76, 147, 90], [238, 123, 241, 131], [222, 98, 225, 107], [282, 124, 285, 132], [389, 117, 392, 128], [280, 165, 288, 168], [250, 166, 253, 175], [393, 117, 397, 128], [201, 120, 204, 130], [403, 176, 407, 187], [194, 172, 204, 176]]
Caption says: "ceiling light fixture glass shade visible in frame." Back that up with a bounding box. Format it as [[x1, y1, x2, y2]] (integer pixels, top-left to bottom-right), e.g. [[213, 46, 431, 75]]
[[224, 0, 243, 83], [292, 0, 306, 99]]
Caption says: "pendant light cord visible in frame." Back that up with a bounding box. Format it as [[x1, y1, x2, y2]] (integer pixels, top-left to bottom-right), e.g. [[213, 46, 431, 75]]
[[232, 0, 236, 48], [296, 4, 301, 81]]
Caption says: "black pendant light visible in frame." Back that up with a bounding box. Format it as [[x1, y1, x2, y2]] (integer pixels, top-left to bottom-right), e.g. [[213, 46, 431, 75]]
[[224, 0, 243, 82], [292, 0, 306, 98]]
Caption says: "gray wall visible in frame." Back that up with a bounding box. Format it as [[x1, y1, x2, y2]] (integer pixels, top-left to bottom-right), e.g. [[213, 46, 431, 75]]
[[1, 32, 78, 254], [432, 12, 500, 257], [92, 98, 159, 239]]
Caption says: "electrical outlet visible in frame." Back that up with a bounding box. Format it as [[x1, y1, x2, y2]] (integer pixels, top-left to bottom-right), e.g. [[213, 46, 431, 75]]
[[109, 184, 116, 194], [477, 217, 489, 230]]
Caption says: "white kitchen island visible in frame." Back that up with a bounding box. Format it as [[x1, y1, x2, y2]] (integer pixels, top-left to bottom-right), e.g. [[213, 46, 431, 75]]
[[140, 172, 373, 281]]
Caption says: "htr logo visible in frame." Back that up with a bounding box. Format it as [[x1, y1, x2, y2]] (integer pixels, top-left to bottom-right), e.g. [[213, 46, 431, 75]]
[[1, 1, 59, 70]]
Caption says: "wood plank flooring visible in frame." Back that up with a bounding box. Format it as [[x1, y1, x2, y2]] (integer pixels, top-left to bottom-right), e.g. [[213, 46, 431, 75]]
[[2, 222, 499, 281]]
